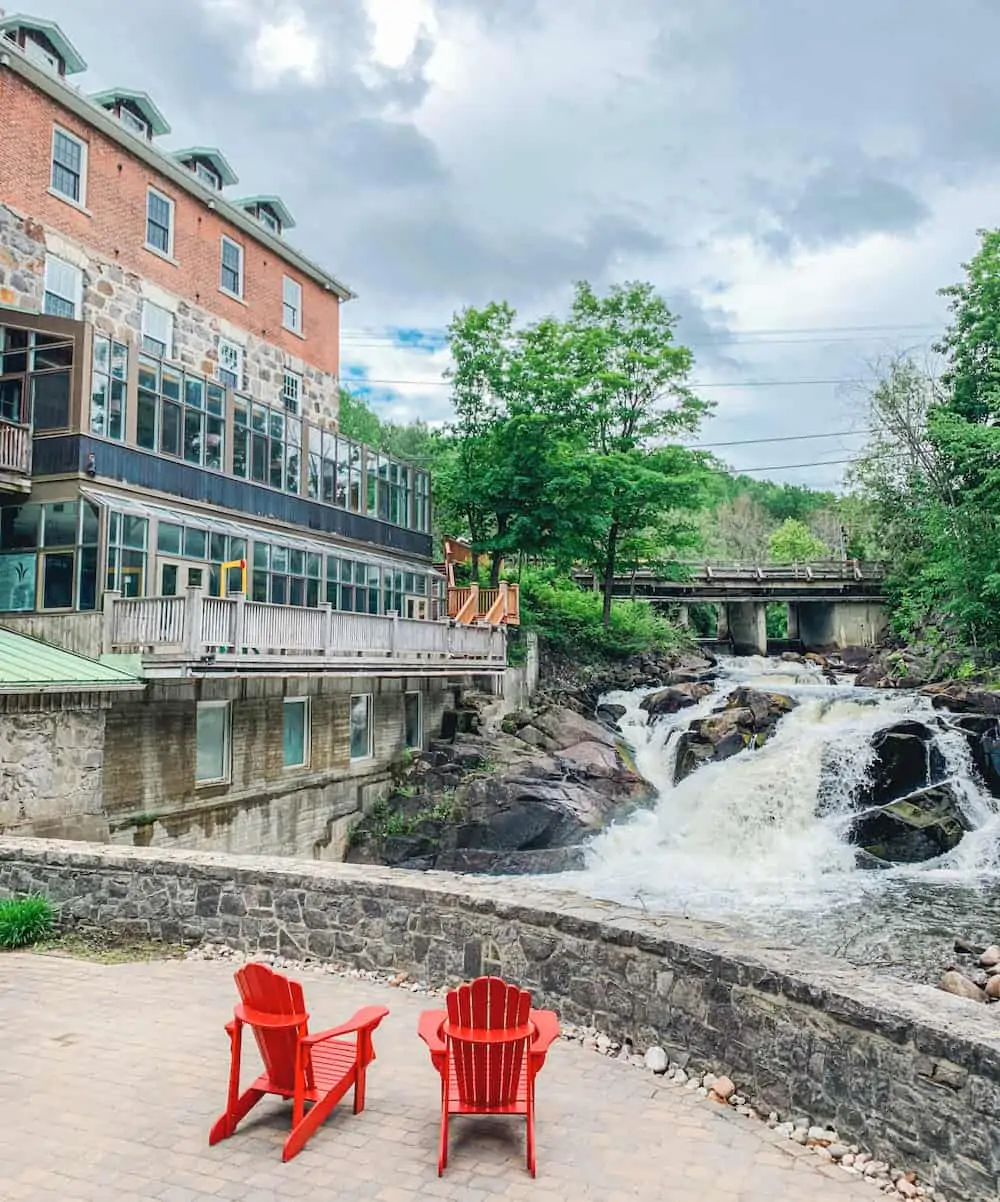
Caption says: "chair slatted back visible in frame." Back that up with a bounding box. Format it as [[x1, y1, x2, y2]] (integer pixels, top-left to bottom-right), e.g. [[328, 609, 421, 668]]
[[446, 977, 531, 1108], [234, 963, 311, 1092]]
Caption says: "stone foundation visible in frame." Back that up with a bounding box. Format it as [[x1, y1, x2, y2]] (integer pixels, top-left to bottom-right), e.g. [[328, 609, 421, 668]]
[[2, 838, 999, 1200]]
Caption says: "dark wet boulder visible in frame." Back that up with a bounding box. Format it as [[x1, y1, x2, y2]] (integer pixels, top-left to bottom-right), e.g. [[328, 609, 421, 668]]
[[856, 720, 946, 808], [595, 702, 627, 731], [673, 688, 796, 783], [848, 783, 970, 864], [921, 683, 1000, 716], [640, 682, 713, 717], [943, 714, 1000, 798]]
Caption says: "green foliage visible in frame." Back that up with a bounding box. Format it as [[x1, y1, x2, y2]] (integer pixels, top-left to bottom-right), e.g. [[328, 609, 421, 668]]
[[767, 518, 831, 564], [517, 566, 687, 661], [765, 603, 789, 639], [0, 893, 56, 949], [337, 388, 384, 447]]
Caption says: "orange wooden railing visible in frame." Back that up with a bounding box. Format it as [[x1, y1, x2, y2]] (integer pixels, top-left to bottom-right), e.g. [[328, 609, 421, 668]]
[[446, 582, 520, 626]]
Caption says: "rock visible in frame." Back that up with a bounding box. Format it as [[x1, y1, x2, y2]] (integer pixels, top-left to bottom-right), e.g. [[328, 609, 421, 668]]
[[674, 688, 797, 783], [921, 682, 1000, 716], [897, 1181, 918, 1198], [808, 1126, 834, 1144], [596, 1034, 612, 1054], [781, 651, 805, 663], [643, 1045, 669, 1074], [849, 721, 946, 811], [856, 650, 933, 690], [849, 784, 970, 864], [985, 976, 1000, 1001], [979, 945, 1000, 967], [711, 1075, 735, 1103], [939, 970, 988, 1002], [640, 682, 714, 717], [792, 1128, 808, 1145], [595, 703, 627, 730], [954, 937, 986, 956], [673, 1068, 688, 1085]]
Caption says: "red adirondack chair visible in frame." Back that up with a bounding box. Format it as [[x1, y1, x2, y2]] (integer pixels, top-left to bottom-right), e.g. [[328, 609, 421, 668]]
[[417, 976, 559, 1176], [208, 962, 389, 1161]]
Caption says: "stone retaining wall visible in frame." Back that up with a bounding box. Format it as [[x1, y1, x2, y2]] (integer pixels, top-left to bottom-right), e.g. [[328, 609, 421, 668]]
[[2, 837, 999, 1200]]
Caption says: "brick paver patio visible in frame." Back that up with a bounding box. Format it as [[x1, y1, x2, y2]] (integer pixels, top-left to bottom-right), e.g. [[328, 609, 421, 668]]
[[0, 952, 887, 1201]]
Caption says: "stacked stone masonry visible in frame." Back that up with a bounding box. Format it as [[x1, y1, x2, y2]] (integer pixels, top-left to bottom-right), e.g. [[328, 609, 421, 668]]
[[2, 838, 999, 1201]]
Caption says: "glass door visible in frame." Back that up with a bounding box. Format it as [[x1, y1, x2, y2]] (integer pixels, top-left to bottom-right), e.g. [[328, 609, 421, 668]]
[[159, 559, 205, 597]]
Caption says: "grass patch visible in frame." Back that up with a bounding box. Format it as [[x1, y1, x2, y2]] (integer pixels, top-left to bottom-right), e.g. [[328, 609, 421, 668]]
[[31, 927, 187, 964], [0, 894, 56, 949]]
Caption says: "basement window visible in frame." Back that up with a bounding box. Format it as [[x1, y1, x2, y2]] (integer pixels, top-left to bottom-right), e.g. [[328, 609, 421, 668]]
[[283, 698, 310, 768], [350, 693, 373, 761], [196, 701, 231, 784]]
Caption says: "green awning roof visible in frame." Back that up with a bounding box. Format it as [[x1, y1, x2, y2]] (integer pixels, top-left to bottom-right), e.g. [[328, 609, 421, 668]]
[[0, 628, 144, 694]]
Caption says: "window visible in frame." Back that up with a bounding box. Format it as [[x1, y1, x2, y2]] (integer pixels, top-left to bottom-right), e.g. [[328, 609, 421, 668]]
[[404, 692, 422, 750], [118, 107, 149, 138], [195, 161, 221, 191], [141, 301, 173, 358], [251, 540, 321, 607], [217, 339, 243, 390], [414, 471, 431, 534], [0, 499, 99, 613], [258, 207, 280, 235], [43, 255, 82, 319], [220, 237, 244, 298], [282, 276, 302, 334], [105, 511, 148, 597], [313, 435, 365, 511], [350, 693, 373, 761], [146, 188, 174, 257], [233, 399, 301, 493], [90, 335, 127, 440], [281, 370, 301, 414], [283, 698, 310, 768], [196, 702, 230, 783], [137, 356, 225, 469], [25, 34, 61, 73], [156, 521, 244, 597], [0, 326, 74, 431], [50, 127, 86, 204], [325, 555, 379, 614]]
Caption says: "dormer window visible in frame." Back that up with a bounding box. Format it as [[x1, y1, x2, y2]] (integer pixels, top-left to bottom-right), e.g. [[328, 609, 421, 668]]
[[0, 15, 86, 77], [234, 196, 296, 240], [90, 90, 171, 142], [258, 208, 280, 235], [170, 148, 239, 192]]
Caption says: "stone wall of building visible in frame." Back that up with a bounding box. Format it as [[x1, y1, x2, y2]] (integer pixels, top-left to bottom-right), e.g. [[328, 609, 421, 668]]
[[0, 202, 338, 426], [2, 838, 999, 1200], [101, 675, 454, 860], [0, 705, 108, 840]]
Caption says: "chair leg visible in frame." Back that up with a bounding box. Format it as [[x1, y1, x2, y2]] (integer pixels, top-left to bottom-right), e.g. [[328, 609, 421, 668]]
[[438, 1105, 449, 1176], [526, 1111, 536, 1178], [209, 1087, 265, 1145]]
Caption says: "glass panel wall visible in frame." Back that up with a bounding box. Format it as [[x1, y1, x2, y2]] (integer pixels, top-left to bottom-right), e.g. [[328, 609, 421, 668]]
[[0, 498, 100, 611]]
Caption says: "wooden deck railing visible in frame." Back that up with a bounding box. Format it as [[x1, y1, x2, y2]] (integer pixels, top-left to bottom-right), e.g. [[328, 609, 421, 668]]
[[103, 588, 506, 669], [0, 418, 31, 480], [446, 582, 520, 625]]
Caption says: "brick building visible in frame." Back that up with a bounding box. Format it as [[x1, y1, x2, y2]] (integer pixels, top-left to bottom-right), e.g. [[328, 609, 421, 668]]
[[0, 13, 508, 856]]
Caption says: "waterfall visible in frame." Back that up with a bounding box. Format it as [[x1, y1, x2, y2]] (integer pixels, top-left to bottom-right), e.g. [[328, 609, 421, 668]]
[[550, 656, 1000, 974]]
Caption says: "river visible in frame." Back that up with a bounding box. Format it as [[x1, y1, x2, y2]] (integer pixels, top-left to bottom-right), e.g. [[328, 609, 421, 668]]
[[552, 655, 1000, 979]]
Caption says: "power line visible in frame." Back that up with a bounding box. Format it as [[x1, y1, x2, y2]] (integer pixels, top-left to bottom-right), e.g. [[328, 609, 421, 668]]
[[730, 456, 862, 473], [689, 429, 870, 450], [341, 374, 867, 389], [340, 320, 941, 341]]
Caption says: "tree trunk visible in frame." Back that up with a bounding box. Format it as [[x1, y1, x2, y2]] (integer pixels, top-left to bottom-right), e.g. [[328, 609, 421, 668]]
[[489, 548, 503, 587], [601, 522, 620, 626]]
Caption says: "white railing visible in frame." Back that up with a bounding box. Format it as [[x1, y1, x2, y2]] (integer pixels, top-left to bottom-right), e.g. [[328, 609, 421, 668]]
[[104, 588, 506, 668], [0, 418, 31, 476]]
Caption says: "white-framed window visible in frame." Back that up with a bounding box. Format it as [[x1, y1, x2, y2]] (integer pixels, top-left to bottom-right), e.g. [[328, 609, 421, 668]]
[[196, 701, 231, 784], [26, 34, 60, 74], [220, 236, 244, 298], [349, 693, 373, 761], [404, 691, 422, 750], [217, 338, 243, 390], [281, 369, 301, 414], [195, 161, 221, 191], [50, 126, 86, 205], [146, 188, 175, 258], [43, 255, 83, 319], [283, 697, 310, 768], [258, 207, 280, 235], [141, 300, 174, 359], [282, 276, 302, 334], [118, 107, 149, 139]]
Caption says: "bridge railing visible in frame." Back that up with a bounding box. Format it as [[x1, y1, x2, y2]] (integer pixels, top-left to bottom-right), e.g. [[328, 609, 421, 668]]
[[574, 560, 884, 585]]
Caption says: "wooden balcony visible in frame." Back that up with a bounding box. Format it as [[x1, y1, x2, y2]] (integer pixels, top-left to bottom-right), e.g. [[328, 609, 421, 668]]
[[103, 589, 507, 675], [0, 418, 32, 493], [446, 582, 521, 625]]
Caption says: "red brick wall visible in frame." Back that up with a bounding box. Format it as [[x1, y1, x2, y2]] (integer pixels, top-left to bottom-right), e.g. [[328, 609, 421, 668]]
[[0, 68, 341, 376]]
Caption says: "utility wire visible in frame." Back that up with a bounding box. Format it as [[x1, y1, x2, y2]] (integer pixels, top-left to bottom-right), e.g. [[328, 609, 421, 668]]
[[341, 320, 941, 340], [340, 374, 867, 389], [689, 429, 871, 450]]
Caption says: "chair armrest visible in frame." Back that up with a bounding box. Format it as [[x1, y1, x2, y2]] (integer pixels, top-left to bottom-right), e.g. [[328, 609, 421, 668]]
[[529, 1008, 560, 1058], [301, 1005, 389, 1048], [417, 1008, 447, 1056]]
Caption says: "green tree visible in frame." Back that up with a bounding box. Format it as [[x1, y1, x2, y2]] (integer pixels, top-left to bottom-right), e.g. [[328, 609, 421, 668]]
[[767, 518, 830, 564], [337, 387, 383, 446]]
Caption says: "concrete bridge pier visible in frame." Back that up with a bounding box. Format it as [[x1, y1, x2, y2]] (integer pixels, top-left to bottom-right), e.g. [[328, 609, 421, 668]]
[[725, 601, 767, 656], [792, 600, 888, 651]]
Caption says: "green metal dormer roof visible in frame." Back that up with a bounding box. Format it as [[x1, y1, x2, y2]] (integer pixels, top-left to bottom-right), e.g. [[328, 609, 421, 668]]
[[236, 195, 297, 232], [170, 146, 239, 188], [0, 13, 87, 73], [90, 88, 172, 137], [0, 628, 144, 695]]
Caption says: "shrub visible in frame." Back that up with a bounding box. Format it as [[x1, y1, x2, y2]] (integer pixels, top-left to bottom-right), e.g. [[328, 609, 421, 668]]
[[514, 566, 688, 662], [0, 893, 56, 949]]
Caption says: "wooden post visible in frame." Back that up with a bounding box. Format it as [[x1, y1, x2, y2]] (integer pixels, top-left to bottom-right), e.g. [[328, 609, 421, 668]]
[[184, 585, 204, 658], [391, 611, 399, 658], [232, 591, 246, 655], [320, 602, 333, 656], [499, 580, 509, 622], [101, 589, 121, 654]]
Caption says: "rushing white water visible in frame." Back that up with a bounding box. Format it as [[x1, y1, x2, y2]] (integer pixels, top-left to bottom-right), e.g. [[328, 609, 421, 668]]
[[552, 656, 1000, 973]]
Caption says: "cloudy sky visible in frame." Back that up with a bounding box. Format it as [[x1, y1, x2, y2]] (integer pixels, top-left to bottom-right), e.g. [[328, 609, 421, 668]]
[[35, 0, 1000, 486]]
